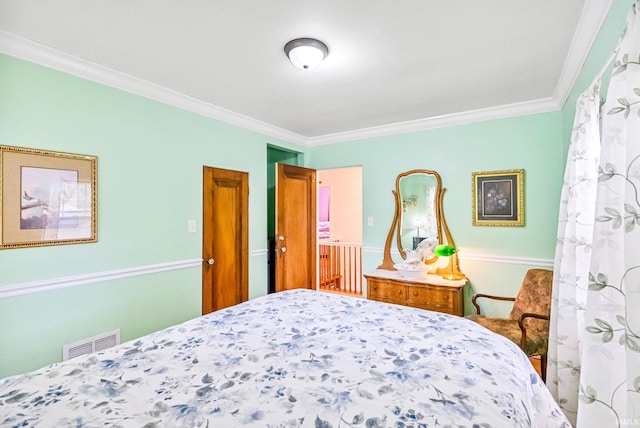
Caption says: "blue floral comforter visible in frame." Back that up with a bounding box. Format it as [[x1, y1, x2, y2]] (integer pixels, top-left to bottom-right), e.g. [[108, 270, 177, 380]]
[[0, 289, 569, 427]]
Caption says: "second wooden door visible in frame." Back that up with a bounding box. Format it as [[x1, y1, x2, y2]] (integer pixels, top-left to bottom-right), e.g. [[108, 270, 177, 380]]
[[275, 163, 317, 291]]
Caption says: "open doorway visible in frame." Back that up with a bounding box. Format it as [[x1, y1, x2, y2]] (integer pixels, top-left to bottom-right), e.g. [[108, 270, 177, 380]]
[[317, 166, 363, 297]]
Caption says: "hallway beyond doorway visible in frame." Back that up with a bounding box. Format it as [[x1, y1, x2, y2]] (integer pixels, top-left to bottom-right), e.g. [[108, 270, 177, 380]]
[[318, 166, 363, 297]]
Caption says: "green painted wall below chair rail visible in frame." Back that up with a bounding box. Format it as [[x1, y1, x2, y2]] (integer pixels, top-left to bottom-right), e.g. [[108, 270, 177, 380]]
[[0, 0, 634, 378]]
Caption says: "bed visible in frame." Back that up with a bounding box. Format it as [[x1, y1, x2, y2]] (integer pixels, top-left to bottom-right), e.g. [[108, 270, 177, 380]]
[[0, 289, 569, 427]]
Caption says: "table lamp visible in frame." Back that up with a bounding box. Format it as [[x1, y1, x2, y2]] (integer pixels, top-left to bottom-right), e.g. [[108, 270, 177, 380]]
[[433, 244, 462, 280]]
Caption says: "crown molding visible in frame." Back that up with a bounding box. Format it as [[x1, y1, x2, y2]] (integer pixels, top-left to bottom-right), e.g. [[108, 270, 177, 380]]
[[306, 97, 560, 147], [553, 0, 615, 108], [0, 30, 558, 147], [310, 1, 615, 147], [0, 0, 612, 148], [0, 30, 308, 146]]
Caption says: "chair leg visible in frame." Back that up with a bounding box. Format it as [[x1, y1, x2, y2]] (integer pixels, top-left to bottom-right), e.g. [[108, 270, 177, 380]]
[[540, 354, 547, 382]]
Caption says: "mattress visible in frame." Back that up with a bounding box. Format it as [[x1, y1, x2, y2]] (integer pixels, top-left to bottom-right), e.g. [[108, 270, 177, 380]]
[[0, 289, 569, 427]]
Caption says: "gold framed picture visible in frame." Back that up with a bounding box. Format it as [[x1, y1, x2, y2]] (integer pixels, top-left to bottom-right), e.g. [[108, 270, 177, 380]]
[[0, 145, 97, 249], [472, 169, 524, 227]]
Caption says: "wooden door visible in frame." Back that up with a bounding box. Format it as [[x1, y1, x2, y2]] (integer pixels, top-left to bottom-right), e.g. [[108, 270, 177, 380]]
[[202, 166, 248, 314], [275, 163, 316, 291]]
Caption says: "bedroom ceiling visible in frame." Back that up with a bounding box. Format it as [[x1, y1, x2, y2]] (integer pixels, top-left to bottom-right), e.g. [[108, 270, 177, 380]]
[[0, 1, 610, 145]]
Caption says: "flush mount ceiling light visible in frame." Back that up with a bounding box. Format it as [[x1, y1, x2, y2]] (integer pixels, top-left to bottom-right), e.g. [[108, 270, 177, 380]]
[[284, 38, 329, 70]]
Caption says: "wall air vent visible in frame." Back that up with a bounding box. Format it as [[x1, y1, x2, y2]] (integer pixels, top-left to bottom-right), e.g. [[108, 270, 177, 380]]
[[63, 329, 121, 361]]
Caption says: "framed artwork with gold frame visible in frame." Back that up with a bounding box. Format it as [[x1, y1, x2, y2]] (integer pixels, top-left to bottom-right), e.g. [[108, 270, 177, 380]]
[[472, 169, 524, 227], [0, 145, 97, 249]]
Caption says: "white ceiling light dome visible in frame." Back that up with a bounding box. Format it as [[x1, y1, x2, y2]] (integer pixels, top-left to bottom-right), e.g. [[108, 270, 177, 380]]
[[284, 38, 329, 70]]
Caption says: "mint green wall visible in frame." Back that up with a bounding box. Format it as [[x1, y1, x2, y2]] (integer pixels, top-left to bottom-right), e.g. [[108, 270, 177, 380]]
[[0, 53, 305, 377], [0, 1, 632, 378], [1, 269, 200, 376], [308, 112, 563, 313]]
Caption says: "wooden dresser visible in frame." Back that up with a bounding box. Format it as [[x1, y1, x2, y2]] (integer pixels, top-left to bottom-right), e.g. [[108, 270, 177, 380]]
[[365, 269, 466, 316]]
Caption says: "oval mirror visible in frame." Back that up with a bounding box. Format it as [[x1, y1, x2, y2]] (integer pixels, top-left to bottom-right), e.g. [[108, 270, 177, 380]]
[[396, 170, 441, 261]]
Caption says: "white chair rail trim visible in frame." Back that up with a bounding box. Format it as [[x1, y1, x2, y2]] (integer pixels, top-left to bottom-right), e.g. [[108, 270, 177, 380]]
[[2, 251, 269, 300], [0, 259, 202, 300], [250, 249, 268, 257], [460, 252, 553, 268], [1, 249, 552, 300], [362, 246, 553, 268]]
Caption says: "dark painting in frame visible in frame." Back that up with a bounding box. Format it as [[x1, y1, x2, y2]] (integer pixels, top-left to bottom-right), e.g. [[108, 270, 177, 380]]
[[472, 169, 524, 227], [0, 145, 97, 249]]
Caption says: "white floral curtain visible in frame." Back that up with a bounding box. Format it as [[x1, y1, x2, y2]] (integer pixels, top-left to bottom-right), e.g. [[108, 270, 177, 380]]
[[549, 2, 640, 426]]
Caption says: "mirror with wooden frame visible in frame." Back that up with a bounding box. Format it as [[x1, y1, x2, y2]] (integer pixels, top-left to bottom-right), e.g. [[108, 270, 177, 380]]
[[378, 169, 463, 278]]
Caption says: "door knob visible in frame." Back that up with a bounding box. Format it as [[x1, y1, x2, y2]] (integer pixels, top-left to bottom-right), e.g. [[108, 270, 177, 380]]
[[280, 247, 286, 253], [278, 235, 285, 241], [207, 258, 215, 265]]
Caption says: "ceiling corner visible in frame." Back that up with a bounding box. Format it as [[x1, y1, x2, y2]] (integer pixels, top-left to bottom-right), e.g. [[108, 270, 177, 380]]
[[552, 0, 615, 109]]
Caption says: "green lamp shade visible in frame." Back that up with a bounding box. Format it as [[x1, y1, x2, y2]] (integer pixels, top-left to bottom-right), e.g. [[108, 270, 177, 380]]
[[434, 244, 456, 257]]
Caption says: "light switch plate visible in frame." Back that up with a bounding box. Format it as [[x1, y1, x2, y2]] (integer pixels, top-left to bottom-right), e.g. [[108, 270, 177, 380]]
[[187, 219, 196, 233]]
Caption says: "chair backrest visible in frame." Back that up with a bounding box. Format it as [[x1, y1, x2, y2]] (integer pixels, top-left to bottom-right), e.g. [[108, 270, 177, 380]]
[[509, 269, 554, 321]]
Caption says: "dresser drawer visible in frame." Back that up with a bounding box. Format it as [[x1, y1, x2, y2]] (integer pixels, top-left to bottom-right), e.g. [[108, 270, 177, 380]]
[[368, 280, 407, 301], [407, 286, 454, 308], [365, 273, 464, 316], [408, 287, 458, 308]]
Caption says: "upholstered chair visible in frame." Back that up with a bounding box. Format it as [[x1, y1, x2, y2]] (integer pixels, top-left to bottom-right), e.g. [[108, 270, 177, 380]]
[[466, 269, 553, 381]]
